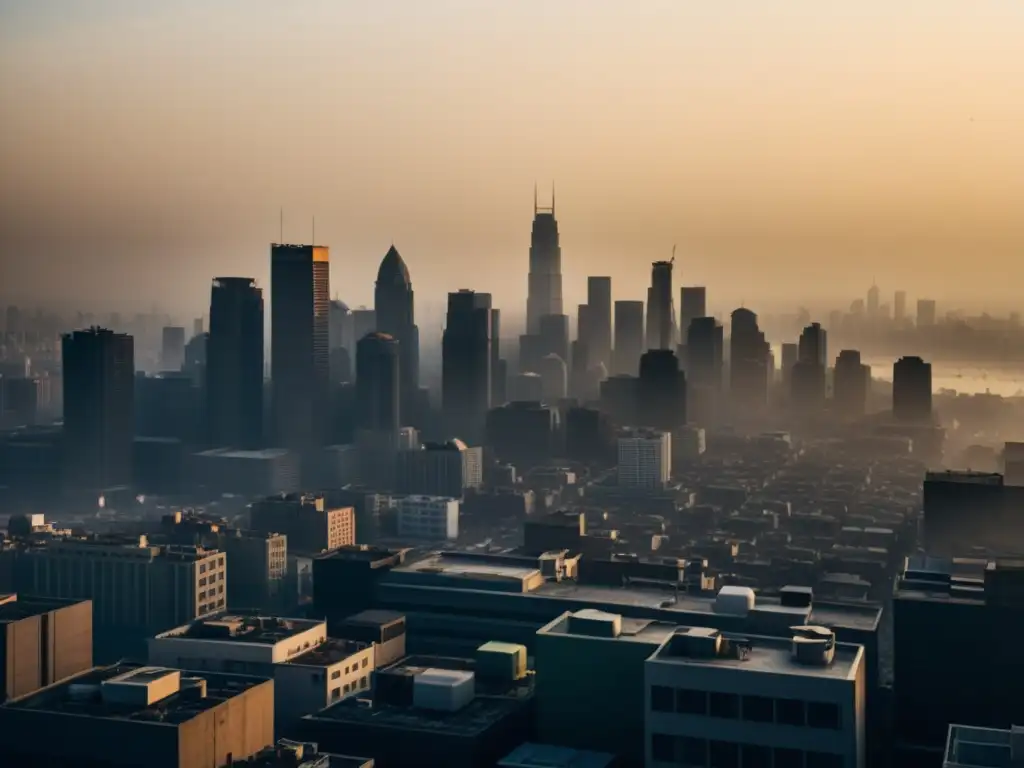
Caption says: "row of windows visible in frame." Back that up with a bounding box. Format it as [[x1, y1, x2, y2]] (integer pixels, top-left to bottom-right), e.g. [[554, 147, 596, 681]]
[[329, 656, 370, 680], [199, 596, 225, 614], [198, 584, 224, 601], [650, 687, 841, 730], [330, 676, 369, 701], [650, 734, 843, 768]]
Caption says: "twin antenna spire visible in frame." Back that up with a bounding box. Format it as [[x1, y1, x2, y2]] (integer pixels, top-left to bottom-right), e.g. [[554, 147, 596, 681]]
[[277, 207, 317, 245], [534, 182, 556, 216]]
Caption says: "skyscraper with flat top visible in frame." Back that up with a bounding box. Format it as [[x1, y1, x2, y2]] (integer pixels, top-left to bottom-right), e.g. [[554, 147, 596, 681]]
[[271, 244, 330, 455], [613, 300, 644, 375], [442, 290, 492, 442], [679, 287, 706, 339], [586, 276, 612, 368], [526, 188, 563, 334], [62, 327, 135, 490], [646, 261, 675, 351], [207, 277, 264, 449]]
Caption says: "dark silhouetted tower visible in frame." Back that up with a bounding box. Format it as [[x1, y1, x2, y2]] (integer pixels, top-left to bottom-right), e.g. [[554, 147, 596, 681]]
[[160, 326, 185, 372], [62, 327, 135, 490], [442, 290, 492, 441], [792, 322, 828, 408], [679, 287, 707, 339], [686, 317, 723, 425], [893, 356, 932, 422], [637, 349, 687, 430], [646, 260, 675, 350], [894, 291, 907, 324], [490, 308, 506, 405], [834, 349, 870, 417], [271, 244, 330, 454], [374, 246, 420, 420], [356, 332, 400, 435], [867, 283, 880, 317], [207, 277, 264, 449], [614, 300, 645, 376], [526, 188, 563, 334], [539, 313, 570, 365], [586, 276, 612, 368], [729, 308, 770, 408]]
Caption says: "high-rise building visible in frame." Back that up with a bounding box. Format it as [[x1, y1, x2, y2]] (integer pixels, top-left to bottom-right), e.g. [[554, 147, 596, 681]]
[[791, 322, 828, 408], [679, 287, 707, 339], [833, 349, 870, 418], [442, 290, 492, 442], [614, 300, 645, 376], [329, 299, 354, 358], [351, 308, 377, 343], [271, 244, 330, 454], [893, 356, 932, 422], [374, 246, 420, 418], [917, 299, 937, 327], [490, 308, 506, 405], [894, 291, 907, 323], [396, 496, 461, 541], [250, 493, 355, 554], [207, 277, 264, 449], [617, 428, 671, 489], [867, 283, 880, 317], [686, 317, 723, 424], [780, 342, 799, 390], [729, 309, 770, 409], [646, 261, 675, 350], [61, 327, 135, 490], [396, 439, 483, 499], [637, 349, 687, 431], [537, 353, 569, 403], [587, 276, 612, 368], [526, 188, 563, 334], [539, 313, 570, 365], [160, 326, 186, 372], [355, 332, 400, 436]]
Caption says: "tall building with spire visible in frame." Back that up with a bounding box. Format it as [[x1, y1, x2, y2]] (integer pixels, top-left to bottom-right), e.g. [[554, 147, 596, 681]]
[[374, 245, 420, 419], [526, 186, 563, 335], [646, 259, 675, 351]]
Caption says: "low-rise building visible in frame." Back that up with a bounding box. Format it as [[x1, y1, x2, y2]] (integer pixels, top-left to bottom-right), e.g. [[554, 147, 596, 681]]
[[0, 663, 274, 768], [943, 723, 1024, 768], [238, 739, 374, 768], [395, 495, 460, 541]]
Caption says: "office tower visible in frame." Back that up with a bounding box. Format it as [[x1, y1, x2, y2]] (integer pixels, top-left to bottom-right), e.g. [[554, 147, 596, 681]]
[[799, 322, 828, 367], [539, 313, 570, 365], [218, 530, 287, 612], [518, 333, 544, 376], [646, 260, 675, 350], [250, 494, 355, 553], [207, 277, 264, 449], [893, 355, 932, 422], [486, 401, 558, 465], [61, 327, 135, 490], [565, 407, 615, 463], [685, 317, 723, 424], [617, 428, 671, 489], [510, 372, 544, 402], [329, 299, 354, 355], [160, 326, 186, 372], [351, 308, 377, 343], [833, 349, 871, 417], [192, 317, 203, 337], [614, 300, 645, 375], [396, 496, 461, 540], [526, 188, 563, 334], [791, 322, 828, 407], [679, 287, 707, 338], [577, 303, 595, 358], [780, 342, 798, 389], [374, 246, 420, 417], [490, 308, 506, 405], [355, 332, 400, 435], [570, 338, 591, 401], [271, 244, 330, 453], [637, 349, 687, 431], [917, 299, 937, 327], [537, 353, 568, 402], [867, 283, 880, 317], [587, 276, 612, 368], [729, 308, 770, 409], [396, 440, 483, 499], [442, 290, 492, 442], [894, 291, 907, 323], [600, 374, 639, 426]]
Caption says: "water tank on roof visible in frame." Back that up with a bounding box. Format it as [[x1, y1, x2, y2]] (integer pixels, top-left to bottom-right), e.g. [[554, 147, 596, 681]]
[[715, 586, 755, 616], [412, 669, 475, 712], [790, 625, 836, 666]]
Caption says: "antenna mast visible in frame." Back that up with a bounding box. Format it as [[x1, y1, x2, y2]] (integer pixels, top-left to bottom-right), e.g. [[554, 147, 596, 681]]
[[312, 216, 316, 247], [279, 207, 283, 243]]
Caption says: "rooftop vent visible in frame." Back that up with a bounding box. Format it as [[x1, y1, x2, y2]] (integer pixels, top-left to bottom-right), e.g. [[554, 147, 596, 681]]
[[780, 585, 813, 608], [567, 608, 622, 638], [666, 627, 752, 661], [714, 586, 755, 616], [790, 625, 835, 667]]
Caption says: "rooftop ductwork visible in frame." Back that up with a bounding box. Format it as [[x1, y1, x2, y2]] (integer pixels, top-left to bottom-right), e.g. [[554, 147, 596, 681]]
[[790, 625, 836, 667]]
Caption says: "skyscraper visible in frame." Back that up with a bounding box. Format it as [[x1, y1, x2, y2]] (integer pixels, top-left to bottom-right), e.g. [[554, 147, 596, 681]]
[[833, 349, 870, 417], [526, 188, 563, 334], [442, 290, 492, 441], [792, 322, 828, 408], [207, 277, 264, 449], [679, 287, 707, 339], [729, 308, 770, 409], [490, 308, 506, 406], [374, 246, 420, 418], [686, 317, 723, 425], [355, 332, 400, 435], [917, 299, 937, 327], [613, 300, 645, 376], [867, 283, 880, 317], [646, 260, 675, 350], [539, 313, 570, 365], [61, 327, 135, 490], [586, 276, 612, 368], [893, 356, 932, 422], [271, 244, 330, 454], [637, 349, 687, 431], [160, 326, 185, 372], [894, 291, 907, 324]]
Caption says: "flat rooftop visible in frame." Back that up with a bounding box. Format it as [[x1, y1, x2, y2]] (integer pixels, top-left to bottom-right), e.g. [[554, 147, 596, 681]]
[[499, 742, 617, 768], [650, 627, 863, 681], [7, 663, 268, 723], [539, 610, 679, 647], [398, 552, 542, 583], [0, 596, 86, 624], [195, 448, 291, 460], [341, 609, 406, 628], [285, 638, 372, 667], [157, 614, 323, 645], [317, 545, 408, 564], [945, 723, 1020, 767]]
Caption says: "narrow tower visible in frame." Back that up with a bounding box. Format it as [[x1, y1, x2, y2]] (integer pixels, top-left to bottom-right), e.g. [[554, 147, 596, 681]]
[[526, 185, 563, 334]]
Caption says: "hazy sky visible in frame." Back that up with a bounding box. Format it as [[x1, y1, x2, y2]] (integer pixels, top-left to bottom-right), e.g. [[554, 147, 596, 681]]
[[2, 1, 1024, 318]]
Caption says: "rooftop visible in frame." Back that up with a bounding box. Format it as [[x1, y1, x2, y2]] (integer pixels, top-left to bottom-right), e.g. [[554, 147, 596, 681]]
[[650, 626, 863, 681], [195, 447, 292, 460], [341, 609, 406, 628], [286, 638, 372, 667], [539, 610, 679, 647], [0, 596, 87, 624], [397, 552, 542, 584], [499, 742, 618, 768], [157, 614, 324, 645], [945, 723, 1023, 768], [316, 545, 408, 565], [7, 663, 269, 723]]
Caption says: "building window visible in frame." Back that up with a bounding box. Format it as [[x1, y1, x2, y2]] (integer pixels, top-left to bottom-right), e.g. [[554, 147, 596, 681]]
[[742, 695, 774, 723], [360, 676, 367, 688], [650, 685, 674, 712], [362, 657, 369, 668], [680, 737, 708, 766], [776, 698, 806, 726], [709, 740, 739, 768], [741, 744, 772, 768], [343, 683, 350, 694], [807, 702, 840, 730], [806, 752, 843, 768], [331, 687, 340, 701], [676, 688, 707, 715], [331, 670, 340, 680], [709, 691, 739, 719], [774, 747, 804, 768], [650, 733, 674, 762]]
